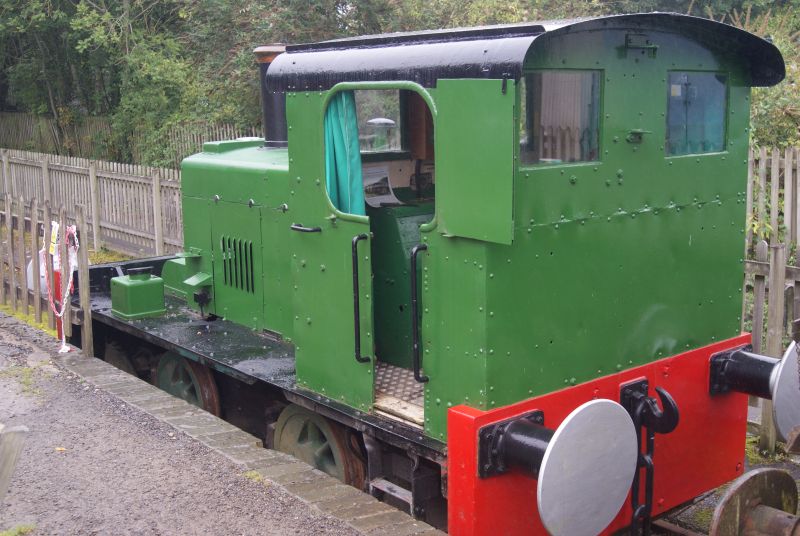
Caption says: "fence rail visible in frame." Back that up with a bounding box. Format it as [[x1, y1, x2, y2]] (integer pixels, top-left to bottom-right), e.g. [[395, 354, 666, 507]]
[[130, 122, 262, 169], [0, 148, 181, 256], [0, 112, 111, 159], [0, 112, 260, 168], [745, 146, 800, 253]]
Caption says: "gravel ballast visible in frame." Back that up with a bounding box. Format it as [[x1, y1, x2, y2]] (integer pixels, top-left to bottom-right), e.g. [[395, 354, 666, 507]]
[[0, 312, 360, 535]]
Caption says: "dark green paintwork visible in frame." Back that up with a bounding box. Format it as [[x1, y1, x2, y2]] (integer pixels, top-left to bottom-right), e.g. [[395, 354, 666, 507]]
[[368, 201, 434, 368], [166, 19, 763, 442]]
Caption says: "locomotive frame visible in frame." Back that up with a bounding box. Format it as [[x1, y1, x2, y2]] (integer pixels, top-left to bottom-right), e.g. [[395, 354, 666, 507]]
[[68, 12, 794, 535]]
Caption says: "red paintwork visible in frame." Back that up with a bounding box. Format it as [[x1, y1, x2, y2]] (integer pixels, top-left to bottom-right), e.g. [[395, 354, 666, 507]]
[[447, 335, 750, 535]]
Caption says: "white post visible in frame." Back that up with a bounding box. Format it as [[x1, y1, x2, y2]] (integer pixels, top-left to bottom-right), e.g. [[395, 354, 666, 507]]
[[1, 150, 10, 197], [41, 158, 52, 208], [152, 170, 164, 255], [89, 162, 101, 250]]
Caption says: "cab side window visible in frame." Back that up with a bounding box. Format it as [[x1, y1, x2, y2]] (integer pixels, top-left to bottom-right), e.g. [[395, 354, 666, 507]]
[[354, 89, 404, 153], [666, 72, 727, 156], [520, 70, 601, 165]]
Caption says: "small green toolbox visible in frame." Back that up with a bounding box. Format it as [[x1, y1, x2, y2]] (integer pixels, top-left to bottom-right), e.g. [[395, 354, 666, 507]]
[[111, 266, 166, 320]]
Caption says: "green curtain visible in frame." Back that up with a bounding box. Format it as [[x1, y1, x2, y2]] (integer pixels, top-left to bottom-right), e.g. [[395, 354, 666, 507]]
[[325, 91, 365, 216]]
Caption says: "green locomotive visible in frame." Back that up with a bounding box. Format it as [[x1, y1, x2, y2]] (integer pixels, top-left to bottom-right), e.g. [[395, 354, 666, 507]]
[[80, 12, 800, 535]]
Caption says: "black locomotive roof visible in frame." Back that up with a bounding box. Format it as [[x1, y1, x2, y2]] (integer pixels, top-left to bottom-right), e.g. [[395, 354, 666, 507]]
[[266, 13, 784, 91]]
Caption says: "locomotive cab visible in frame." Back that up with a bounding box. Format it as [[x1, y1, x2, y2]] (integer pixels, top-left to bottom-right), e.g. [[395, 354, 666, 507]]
[[154, 12, 793, 535]]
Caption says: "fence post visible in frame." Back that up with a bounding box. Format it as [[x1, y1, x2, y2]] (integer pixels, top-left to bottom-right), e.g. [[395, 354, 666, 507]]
[[760, 242, 786, 453], [76, 205, 93, 357], [1, 150, 9, 197], [153, 170, 164, 255], [30, 198, 41, 324], [749, 240, 769, 408], [0, 424, 28, 505], [752, 240, 769, 354], [6, 195, 16, 312], [88, 162, 101, 250], [757, 147, 767, 233], [59, 204, 71, 339], [770, 148, 781, 241], [795, 148, 800, 250], [17, 196, 27, 317], [0, 196, 5, 306], [43, 201, 55, 330], [41, 157, 51, 208], [794, 251, 800, 342], [785, 148, 794, 246]]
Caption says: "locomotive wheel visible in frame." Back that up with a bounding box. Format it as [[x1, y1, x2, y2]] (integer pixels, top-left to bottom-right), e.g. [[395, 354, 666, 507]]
[[273, 404, 365, 488], [102, 340, 137, 375], [710, 468, 799, 535], [155, 353, 221, 416]]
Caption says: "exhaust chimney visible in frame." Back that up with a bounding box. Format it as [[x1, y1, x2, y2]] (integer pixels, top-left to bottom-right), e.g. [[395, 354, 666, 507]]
[[254, 45, 287, 148]]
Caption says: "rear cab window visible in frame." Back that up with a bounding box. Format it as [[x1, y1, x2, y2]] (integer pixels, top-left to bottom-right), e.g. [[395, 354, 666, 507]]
[[519, 70, 602, 165], [666, 72, 728, 156]]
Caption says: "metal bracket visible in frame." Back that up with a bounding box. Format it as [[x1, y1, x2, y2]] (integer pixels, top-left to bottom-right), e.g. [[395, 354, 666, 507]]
[[621, 378, 649, 415], [477, 410, 544, 478], [709, 344, 752, 396], [624, 33, 658, 58], [626, 129, 652, 144]]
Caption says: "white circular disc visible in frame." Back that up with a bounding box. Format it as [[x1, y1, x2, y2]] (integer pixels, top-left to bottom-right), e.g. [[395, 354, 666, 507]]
[[772, 341, 800, 442], [537, 399, 639, 536]]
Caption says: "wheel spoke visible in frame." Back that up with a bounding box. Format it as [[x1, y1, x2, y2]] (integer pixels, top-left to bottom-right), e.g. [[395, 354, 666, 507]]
[[319, 457, 340, 480], [313, 442, 332, 465], [297, 422, 309, 444], [306, 423, 322, 443], [180, 366, 192, 386], [170, 363, 180, 383]]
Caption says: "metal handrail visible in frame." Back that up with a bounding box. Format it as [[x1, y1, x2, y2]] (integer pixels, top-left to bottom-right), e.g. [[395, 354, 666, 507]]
[[410, 244, 429, 383], [352, 233, 371, 364]]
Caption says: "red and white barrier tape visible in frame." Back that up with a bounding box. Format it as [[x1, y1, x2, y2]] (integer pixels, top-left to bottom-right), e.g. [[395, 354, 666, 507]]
[[42, 224, 79, 353]]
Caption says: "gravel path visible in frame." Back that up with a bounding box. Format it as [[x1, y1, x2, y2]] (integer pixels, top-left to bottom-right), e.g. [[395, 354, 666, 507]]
[[0, 313, 358, 535]]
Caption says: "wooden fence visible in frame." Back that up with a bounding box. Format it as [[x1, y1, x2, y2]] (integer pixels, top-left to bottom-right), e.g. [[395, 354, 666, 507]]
[[741, 146, 800, 453], [0, 112, 112, 159], [130, 122, 262, 170], [0, 194, 93, 355], [0, 148, 182, 257], [0, 112, 260, 168]]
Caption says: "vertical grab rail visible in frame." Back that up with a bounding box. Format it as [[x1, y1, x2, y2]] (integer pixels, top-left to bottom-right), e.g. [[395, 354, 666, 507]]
[[352, 233, 371, 364], [410, 244, 429, 383]]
